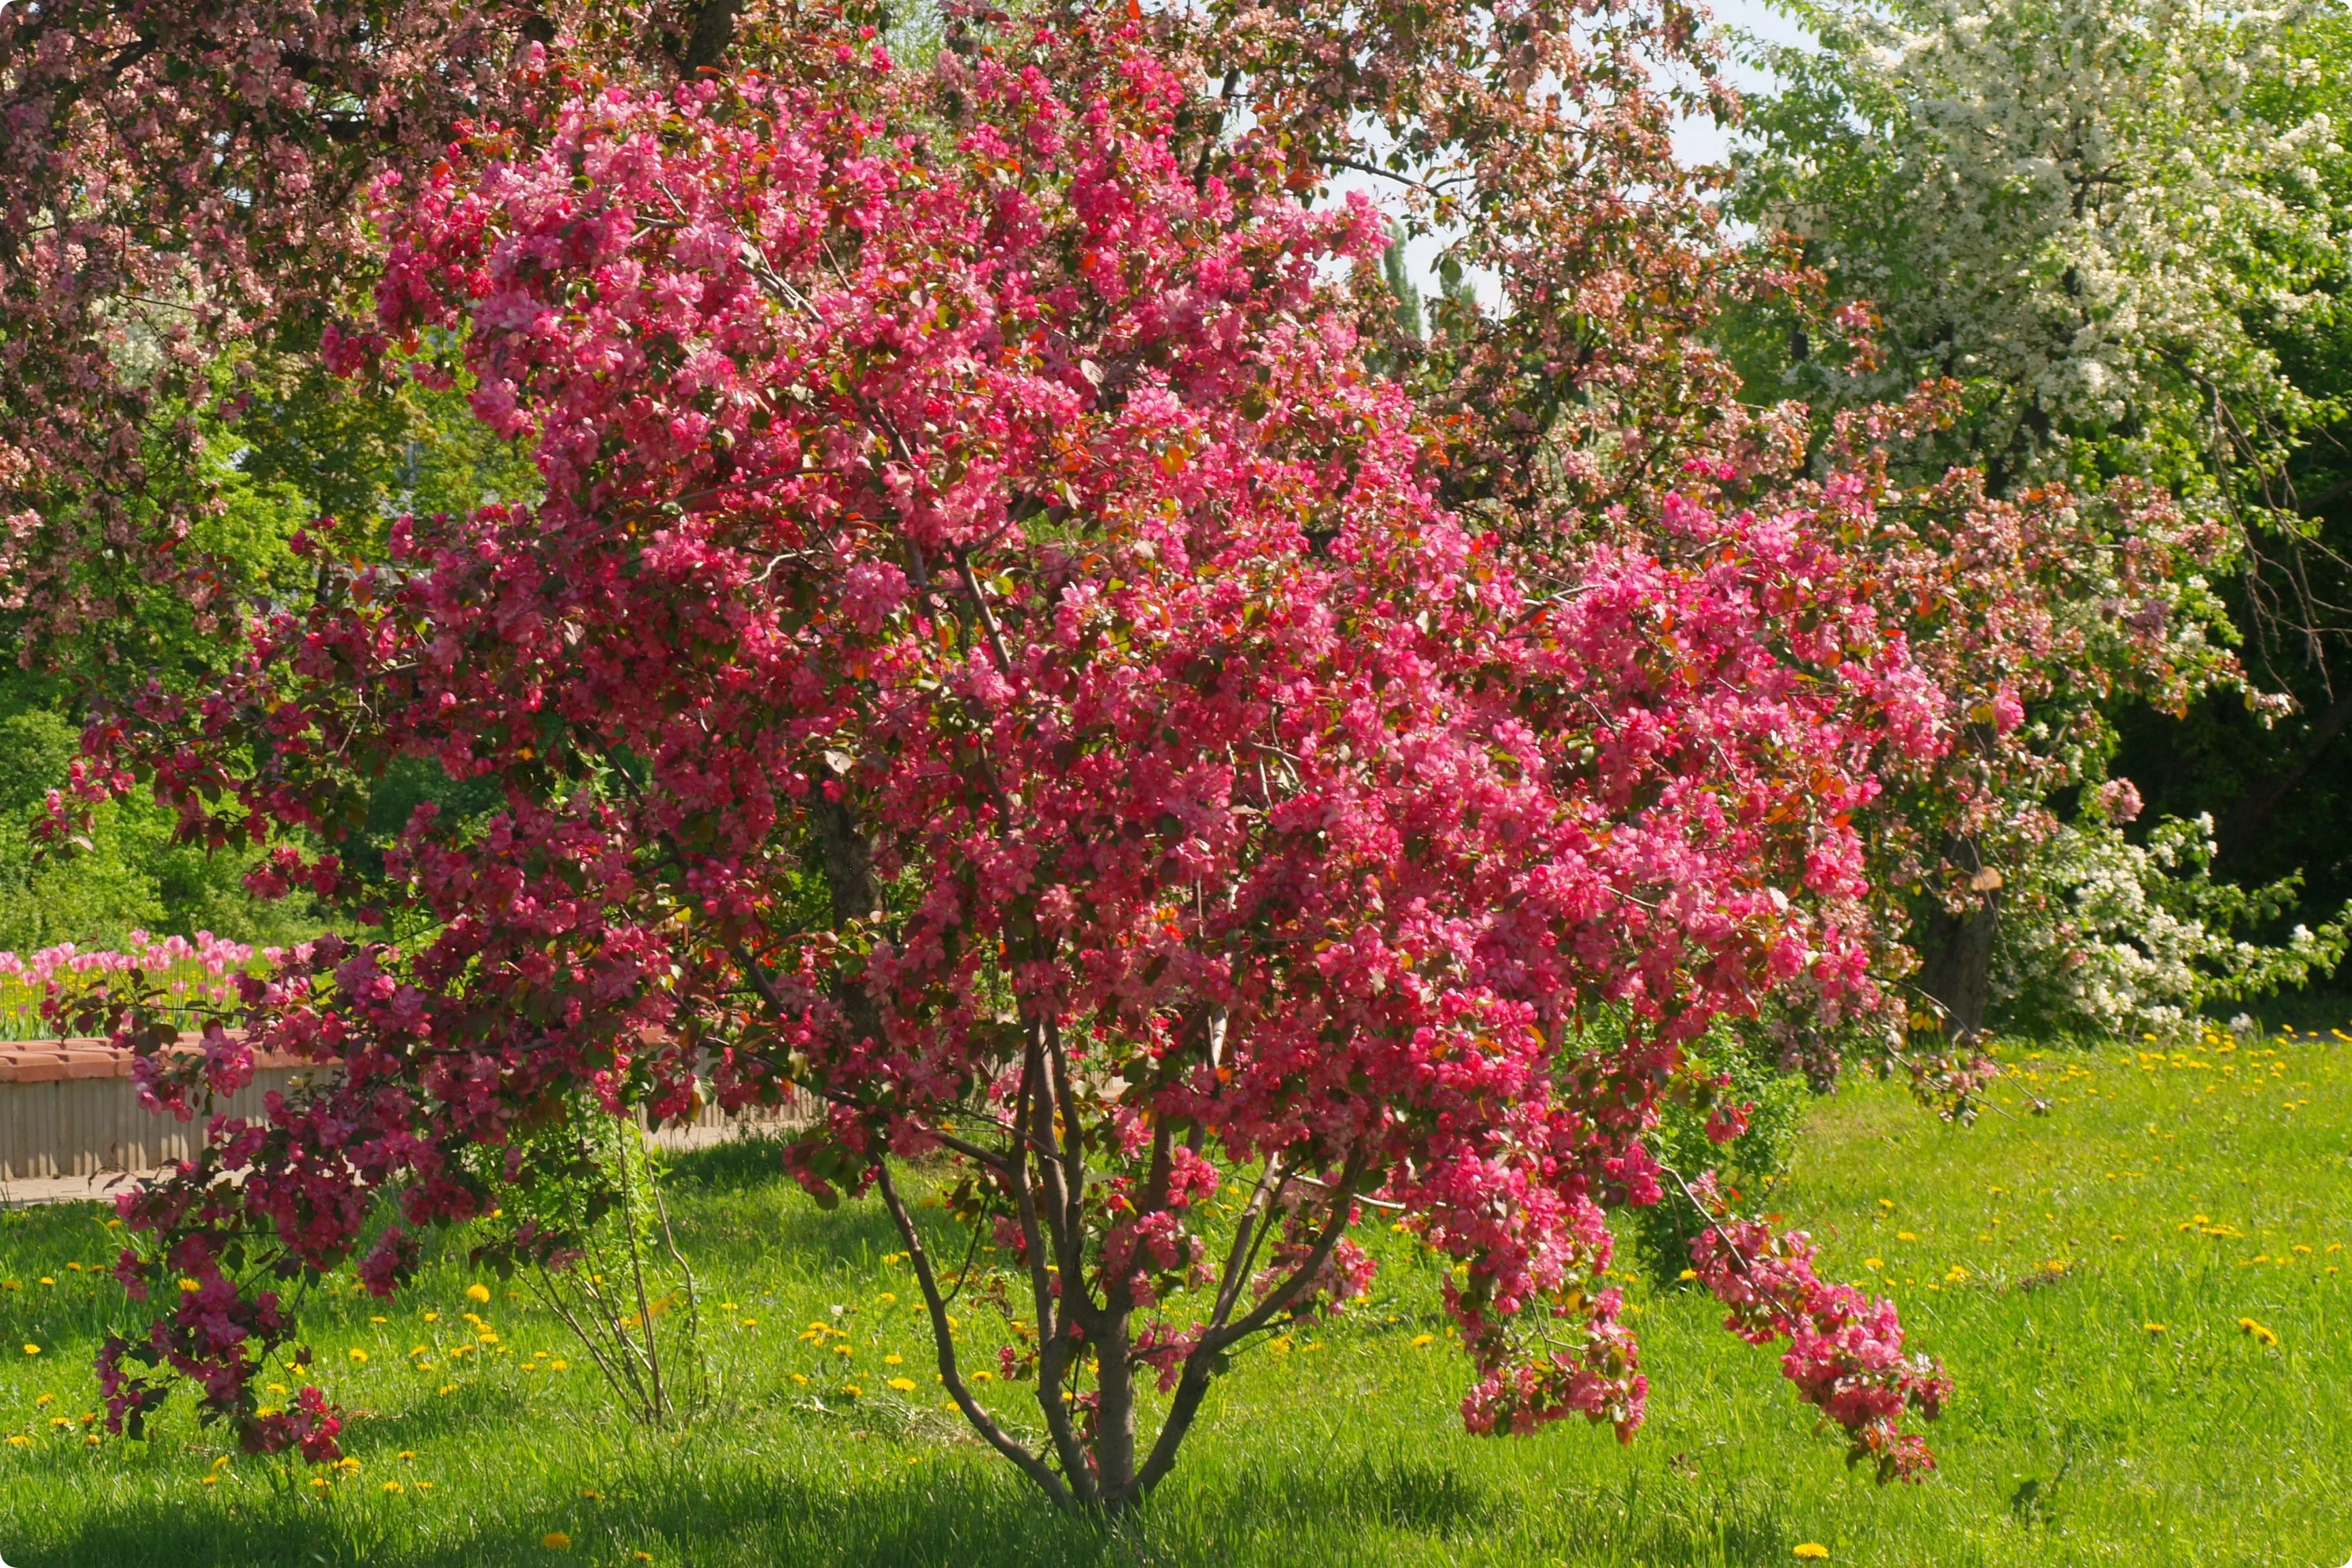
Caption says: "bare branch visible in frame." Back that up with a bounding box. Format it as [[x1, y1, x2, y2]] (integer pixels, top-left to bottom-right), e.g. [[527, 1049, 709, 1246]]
[[874, 1162, 1075, 1510]]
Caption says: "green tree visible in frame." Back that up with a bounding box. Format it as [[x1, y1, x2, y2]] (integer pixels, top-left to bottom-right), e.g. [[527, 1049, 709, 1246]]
[[2, 350, 534, 951]]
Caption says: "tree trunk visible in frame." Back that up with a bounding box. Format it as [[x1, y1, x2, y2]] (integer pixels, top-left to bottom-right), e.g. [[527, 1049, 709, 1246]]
[[1093, 1319, 1140, 1507], [675, 0, 743, 74], [1915, 838, 2000, 1040]]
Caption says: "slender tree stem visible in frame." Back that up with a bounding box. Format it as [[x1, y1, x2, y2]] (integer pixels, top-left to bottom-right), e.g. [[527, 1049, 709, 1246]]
[[874, 1162, 1077, 1510]]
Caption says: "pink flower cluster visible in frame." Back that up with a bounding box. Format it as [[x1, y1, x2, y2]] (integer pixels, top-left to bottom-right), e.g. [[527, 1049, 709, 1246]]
[[0, 930, 265, 987], [1686, 1178, 1950, 1481]]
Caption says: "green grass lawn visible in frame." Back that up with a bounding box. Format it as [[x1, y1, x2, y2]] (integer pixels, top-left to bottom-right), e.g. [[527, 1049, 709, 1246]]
[[1, 1030, 2347, 1567]]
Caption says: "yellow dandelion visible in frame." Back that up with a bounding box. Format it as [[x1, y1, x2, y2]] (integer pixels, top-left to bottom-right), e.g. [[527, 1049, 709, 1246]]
[[438, 1384, 458, 1396], [841, 1384, 862, 1398], [348, 1348, 369, 1363], [1677, 1268, 1697, 1282], [423, 1311, 440, 1322], [415, 1481, 435, 1490], [201, 1476, 218, 1486], [382, 1481, 405, 1495], [179, 1277, 202, 1293], [1863, 1258, 1883, 1270], [2144, 1323, 2166, 1334], [1412, 1333, 1436, 1347], [888, 1377, 918, 1392], [20, 1344, 37, 1357], [1794, 1545, 1830, 1561], [581, 1488, 602, 1499], [466, 1283, 492, 1305], [542, 1531, 573, 1551], [36, 1278, 52, 1287], [34, 1395, 51, 1408], [2239, 1317, 2280, 1348], [883, 1354, 904, 1365], [4, 1437, 27, 1448], [1895, 1232, 1918, 1243], [550, 1359, 568, 1371]]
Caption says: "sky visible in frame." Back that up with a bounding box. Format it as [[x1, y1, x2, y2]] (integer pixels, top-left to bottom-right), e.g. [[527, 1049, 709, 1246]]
[[1673, 0, 1822, 169]]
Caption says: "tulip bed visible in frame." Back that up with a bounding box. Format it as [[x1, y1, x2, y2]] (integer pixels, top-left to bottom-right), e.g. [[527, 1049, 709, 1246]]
[[0, 1031, 2346, 1567]]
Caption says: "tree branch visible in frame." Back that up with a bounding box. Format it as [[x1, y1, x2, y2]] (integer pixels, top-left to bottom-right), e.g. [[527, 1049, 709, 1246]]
[[873, 1162, 1075, 1509], [1133, 1149, 1366, 1495]]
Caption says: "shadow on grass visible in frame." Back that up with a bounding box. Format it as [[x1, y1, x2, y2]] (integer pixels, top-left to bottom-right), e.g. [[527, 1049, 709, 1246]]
[[28, 1434, 1811, 1568], [664, 1131, 795, 1192]]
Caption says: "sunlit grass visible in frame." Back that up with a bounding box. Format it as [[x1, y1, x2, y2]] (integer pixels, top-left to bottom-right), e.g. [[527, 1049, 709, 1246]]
[[0, 1030, 2346, 1566]]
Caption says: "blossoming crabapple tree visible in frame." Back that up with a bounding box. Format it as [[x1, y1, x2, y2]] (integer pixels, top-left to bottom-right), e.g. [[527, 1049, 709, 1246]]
[[63, 10, 1957, 1507]]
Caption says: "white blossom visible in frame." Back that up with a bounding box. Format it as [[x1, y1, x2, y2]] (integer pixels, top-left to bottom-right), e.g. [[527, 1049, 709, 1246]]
[[1737, 0, 2347, 500], [1994, 813, 2349, 1040]]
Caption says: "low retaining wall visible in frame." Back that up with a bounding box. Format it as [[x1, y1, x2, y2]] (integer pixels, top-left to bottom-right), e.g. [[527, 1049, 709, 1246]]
[[0, 1042, 321, 1183], [0, 1040, 808, 1195]]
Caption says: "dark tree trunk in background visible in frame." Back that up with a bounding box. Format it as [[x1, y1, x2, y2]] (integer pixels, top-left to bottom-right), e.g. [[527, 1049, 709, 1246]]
[[675, 0, 743, 73], [1915, 837, 2000, 1040]]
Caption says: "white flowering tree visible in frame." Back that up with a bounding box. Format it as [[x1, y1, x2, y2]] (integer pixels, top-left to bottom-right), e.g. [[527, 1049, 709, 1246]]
[[1727, 0, 2352, 1038], [1737, 0, 2346, 509], [1995, 809, 2347, 1041]]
